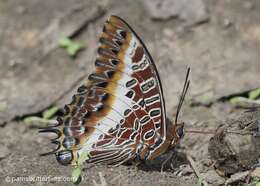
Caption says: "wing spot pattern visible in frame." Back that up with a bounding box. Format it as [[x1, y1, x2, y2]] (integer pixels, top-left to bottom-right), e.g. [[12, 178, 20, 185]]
[[123, 109, 132, 117], [139, 115, 150, 125], [149, 109, 161, 118], [144, 94, 160, 106], [126, 78, 137, 88], [140, 78, 156, 93], [125, 90, 134, 99], [144, 130, 155, 140]]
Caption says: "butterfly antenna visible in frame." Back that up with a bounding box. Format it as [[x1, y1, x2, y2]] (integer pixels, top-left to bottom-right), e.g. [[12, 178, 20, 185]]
[[175, 67, 190, 124]]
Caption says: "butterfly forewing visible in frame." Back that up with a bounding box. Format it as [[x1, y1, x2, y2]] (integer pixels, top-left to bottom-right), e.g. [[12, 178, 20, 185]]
[[52, 15, 167, 166]]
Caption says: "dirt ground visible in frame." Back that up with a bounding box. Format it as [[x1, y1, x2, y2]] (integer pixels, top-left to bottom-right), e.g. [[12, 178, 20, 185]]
[[0, 0, 260, 185]]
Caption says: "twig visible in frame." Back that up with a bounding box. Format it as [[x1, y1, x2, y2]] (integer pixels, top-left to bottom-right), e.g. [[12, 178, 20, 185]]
[[185, 128, 216, 134], [93, 172, 108, 186], [185, 128, 254, 135], [225, 130, 254, 135], [110, 173, 121, 185], [187, 155, 208, 186], [236, 97, 260, 104], [225, 171, 249, 185]]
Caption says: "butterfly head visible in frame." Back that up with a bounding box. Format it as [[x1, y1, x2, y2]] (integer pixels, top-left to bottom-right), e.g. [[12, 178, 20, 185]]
[[170, 121, 185, 146], [174, 122, 185, 139]]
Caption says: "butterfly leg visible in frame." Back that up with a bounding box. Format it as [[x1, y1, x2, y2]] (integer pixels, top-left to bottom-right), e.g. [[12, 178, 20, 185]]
[[127, 154, 143, 172], [160, 150, 175, 173]]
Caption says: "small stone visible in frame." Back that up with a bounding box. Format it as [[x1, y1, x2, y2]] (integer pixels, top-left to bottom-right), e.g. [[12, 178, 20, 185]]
[[22, 168, 28, 173], [142, 0, 209, 26], [16, 6, 27, 14], [163, 28, 174, 38], [243, 1, 254, 10], [223, 18, 232, 28], [0, 145, 10, 159], [174, 164, 194, 176], [201, 170, 225, 185], [208, 121, 259, 175], [225, 171, 250, 185], [251, 167, 260, 178], [201, 158, 213, 167], [0, 101, 8, 112]]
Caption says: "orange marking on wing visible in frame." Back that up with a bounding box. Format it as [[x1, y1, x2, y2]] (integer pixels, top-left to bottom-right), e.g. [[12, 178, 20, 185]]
[[118, 33, 132, 61], [98, 56, 125, 69], [100, 32, 117, 46], [77, 42, 132, 143], [66, 16, 136, 159], [109, 16, 128, 29], [103, 22, 121, 35]]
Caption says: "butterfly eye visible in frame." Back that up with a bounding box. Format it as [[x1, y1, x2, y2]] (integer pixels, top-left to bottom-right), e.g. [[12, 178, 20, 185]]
[[56, 150, 73, 166], [176, 127, 184, 139]]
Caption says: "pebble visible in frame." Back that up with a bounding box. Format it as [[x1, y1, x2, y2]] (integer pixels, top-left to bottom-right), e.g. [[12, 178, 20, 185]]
[[0, 145, 10, 159], [201, 170, 225, 185], [142, 0, 209, 26]]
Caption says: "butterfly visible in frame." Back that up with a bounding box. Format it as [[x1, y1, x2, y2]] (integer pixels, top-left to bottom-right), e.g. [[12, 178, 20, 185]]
[[40, 15, 190, 169]]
